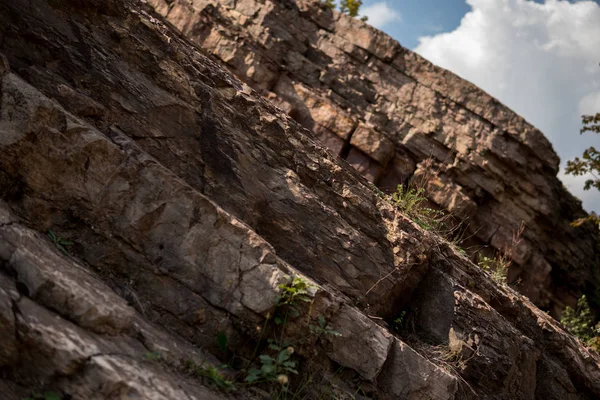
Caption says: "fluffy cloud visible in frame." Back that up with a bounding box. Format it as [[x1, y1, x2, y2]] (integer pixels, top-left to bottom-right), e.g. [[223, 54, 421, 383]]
[[416, 0, 600, 212], [361, 2, 402, 28]]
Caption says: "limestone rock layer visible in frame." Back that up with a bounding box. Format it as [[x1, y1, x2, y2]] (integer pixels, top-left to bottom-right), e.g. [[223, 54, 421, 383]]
[[149, 0, 600, 315], [0, 0, 599, 399]]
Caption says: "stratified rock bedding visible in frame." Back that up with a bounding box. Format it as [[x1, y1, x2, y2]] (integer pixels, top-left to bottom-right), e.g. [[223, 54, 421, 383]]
[[148, 0, 600, 316], [0, 0, 598, 398]]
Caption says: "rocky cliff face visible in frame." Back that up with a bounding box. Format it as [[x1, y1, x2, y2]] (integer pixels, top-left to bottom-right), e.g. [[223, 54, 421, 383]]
[[0, 0, 599, 399], [148, 0, 600, 316]]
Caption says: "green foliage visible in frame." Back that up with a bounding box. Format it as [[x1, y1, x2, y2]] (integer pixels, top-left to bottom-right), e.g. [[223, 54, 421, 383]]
[[217, 331, 228, 353], [310, 315, 342, 338], [47, 230, 73, 255], [245, 341, 298, 385], [244, 275, 342, 395], [581, 113, 600, 135], [339, 0, 364, 18], [560, 295, 600, 352], [565, 113, 600, 229], [477, 254, 508, 284], [274, 276, 314, 324], [185, 360, 236, 391], [144, 351, 162, 361], [391, 310, 407, 333], [24, 392, 61, 400], [322, 0, 336, 9], [245, 276, 314, 387], [391, 184, 445, 231]]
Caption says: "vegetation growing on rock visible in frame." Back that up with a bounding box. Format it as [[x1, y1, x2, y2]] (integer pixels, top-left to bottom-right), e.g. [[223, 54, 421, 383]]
[[566, 112, 600, 228], [560, 295, 600, 352]]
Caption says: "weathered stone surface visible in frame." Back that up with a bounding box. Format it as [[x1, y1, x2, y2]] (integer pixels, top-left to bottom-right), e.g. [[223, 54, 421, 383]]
[[0, 0, 598, 399], [350, 123, 395, 165], [0, 274, 18, 366], [378, 339, 458, 400], [346, 147, 384, 183], [326, 304, 393, 381], [149, 0, 600, 316]]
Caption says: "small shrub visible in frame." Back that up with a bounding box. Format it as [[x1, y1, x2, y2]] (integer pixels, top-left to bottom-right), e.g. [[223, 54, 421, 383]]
[[560, 295, 600, 352], [185, 360, 236, 391], [322, 0, 336, 9], [340, 0, 363, 18], [477, 222, 525, 286], [477, 254, 508, 284], [274, 276, 314, 324], [390, 310, 407, 333], [391, 184, 446, 231], [245, 342, 298, 385]]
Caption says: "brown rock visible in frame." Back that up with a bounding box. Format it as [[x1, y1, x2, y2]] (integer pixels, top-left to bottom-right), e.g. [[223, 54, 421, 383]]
[[0, 1, 599, 399], [349, 123, 395, 165]]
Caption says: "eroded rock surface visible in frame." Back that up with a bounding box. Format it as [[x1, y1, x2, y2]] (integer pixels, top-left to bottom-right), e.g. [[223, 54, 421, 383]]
[[0, 0, 598, 399], [148, 0, 600, 316]]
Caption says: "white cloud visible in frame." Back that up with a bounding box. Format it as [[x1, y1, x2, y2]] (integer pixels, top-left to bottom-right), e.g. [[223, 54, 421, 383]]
[[361, 2, 402, 28], [415, 0, 600, 212]]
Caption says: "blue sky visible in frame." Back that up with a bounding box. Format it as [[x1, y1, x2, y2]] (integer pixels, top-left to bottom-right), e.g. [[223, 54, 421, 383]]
[[360, 0, 471, 48], [349, 0, 600, 213]]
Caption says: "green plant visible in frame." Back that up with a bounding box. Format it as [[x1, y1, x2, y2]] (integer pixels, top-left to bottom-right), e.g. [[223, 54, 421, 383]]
[[340, 0, 364, 18], [144, 351, 162, 361], [274, 276, 314, 324], [560, 295, 600, 352], [244, 276, 326, 393], [310, 315, 341, 338], [47, 230, 73, 255], [477, 254, 508, 284], [24, 392, 61, 400], [391, 184, 446, 231], [185, 359, 236, 391], [245, 341, 298, 385], [477, 222, 525, 286], [565, 112, 600, 228], [391, 310, 407, 333], [322, 0, 336, 9]]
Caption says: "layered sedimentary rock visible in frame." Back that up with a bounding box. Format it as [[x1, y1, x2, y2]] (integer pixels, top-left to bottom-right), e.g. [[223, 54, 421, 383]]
[[0, 0, 599, 398], [149, 0, 600, 315]]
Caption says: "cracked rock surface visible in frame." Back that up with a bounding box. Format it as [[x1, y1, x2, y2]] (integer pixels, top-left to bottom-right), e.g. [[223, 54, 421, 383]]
[[148, 0, 600, 316], [0, 0, 598, 398]]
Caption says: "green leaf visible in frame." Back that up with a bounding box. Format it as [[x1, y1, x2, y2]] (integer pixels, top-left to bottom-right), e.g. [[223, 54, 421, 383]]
[[44, 393, 62, 400], [261, 363, 276, 375], [318, 315, 326, 328], [259, 354, 274, 364], [216, 332, 227, 353], [245, 369, 260, 383], [277, 349, 291, 363]]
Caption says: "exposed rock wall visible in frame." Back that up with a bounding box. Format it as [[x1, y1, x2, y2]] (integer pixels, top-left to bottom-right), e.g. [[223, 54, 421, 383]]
[[0, 0, 599, 398], [148, 0, 600, 315]]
